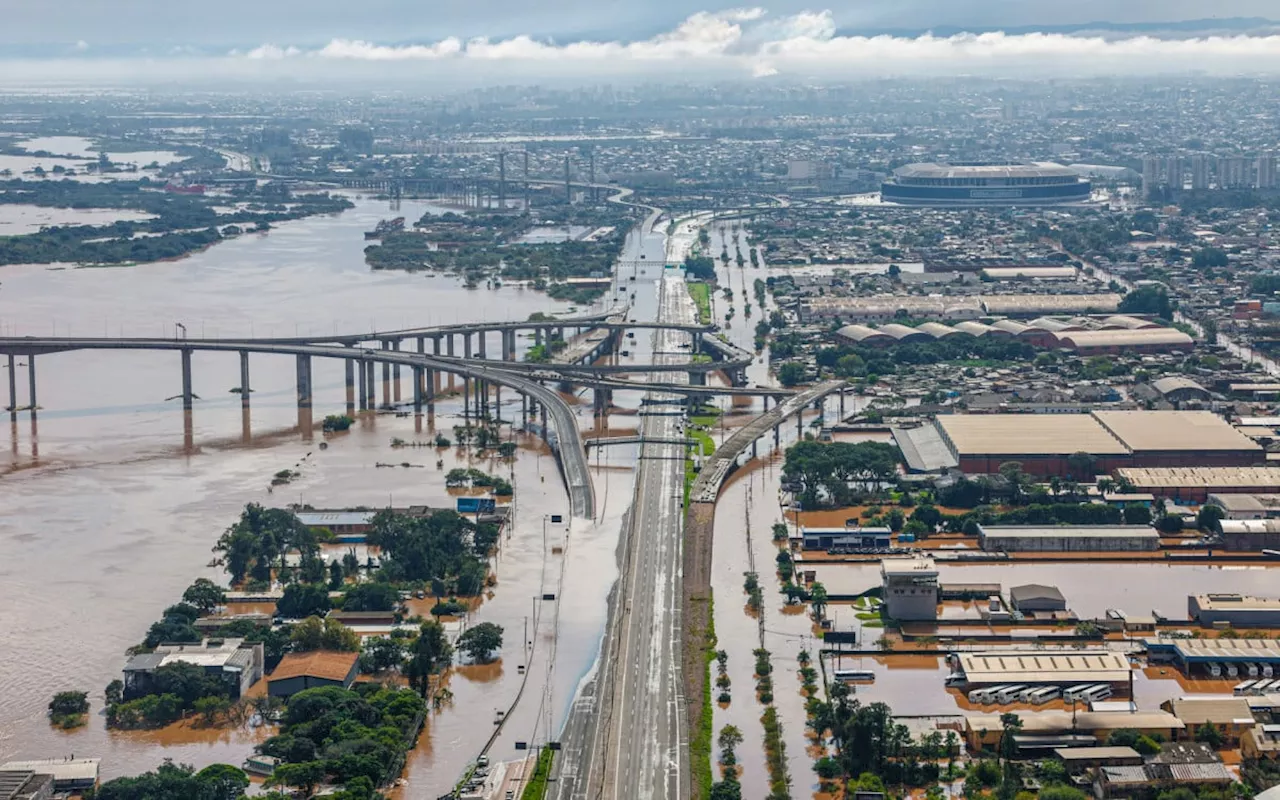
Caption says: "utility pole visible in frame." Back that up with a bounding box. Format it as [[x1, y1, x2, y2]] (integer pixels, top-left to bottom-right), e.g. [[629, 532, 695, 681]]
[[564, 153, 571, 203]]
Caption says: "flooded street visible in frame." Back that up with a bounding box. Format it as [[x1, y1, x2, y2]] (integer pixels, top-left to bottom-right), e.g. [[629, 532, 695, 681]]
[[0, 193, 622, 782]]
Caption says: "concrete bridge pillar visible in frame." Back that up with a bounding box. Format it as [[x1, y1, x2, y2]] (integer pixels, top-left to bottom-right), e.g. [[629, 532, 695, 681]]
[[392, 340, 402, 403], [763, 395, 770, 412], [693, 331, 703, 354], [180, 349, 193, 412], [535, 328, 544, 347], [344, 357, 355, 415], [540, 403, 547, 435], [839, 389, 846, 418], [7, 354, 15, 416], [425, 369, 436, 406], [464, 333, 472, 360], [689, 370, 707, 386], [432, 336, 441, 356], [413, 366, 424, 414], [296, 354, 312, 409], [797, 411, 803, 439], [447, 335, 455, 358], [494, 385, 502, 423], [417, 336, 425, 355], [774, 423, 780, 446], [357, 361, 368, 411], [463, 378, 471, 422], [381, 343, 391, 408], [240, 351, 252, 410], [365, 360, 376, 409], [478, 331, 487, 360]]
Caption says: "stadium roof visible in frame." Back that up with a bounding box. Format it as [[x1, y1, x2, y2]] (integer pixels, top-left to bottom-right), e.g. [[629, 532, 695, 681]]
[[937, 414, 1128, 456], [957, 649, 1132, 685], [836, 324, 891, 343], [1093, 410, 1261, 453], [894, 162, 1080, 180]]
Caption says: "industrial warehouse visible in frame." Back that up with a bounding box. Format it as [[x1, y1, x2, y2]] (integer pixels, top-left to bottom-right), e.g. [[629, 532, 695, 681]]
[[949, 649, 1133, 688], [879, 161, 1093, 206], [932, 410, 1262, 476], [977, 524, 1161, 552], [832, 314, 1191, 353]]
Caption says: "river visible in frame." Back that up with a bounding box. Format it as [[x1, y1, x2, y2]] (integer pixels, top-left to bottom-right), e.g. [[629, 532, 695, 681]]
[[0, 192, 641, 789]]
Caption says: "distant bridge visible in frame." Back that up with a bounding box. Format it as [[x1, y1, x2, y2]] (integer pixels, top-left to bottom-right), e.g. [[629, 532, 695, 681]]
[[584, 435, 697, 449]]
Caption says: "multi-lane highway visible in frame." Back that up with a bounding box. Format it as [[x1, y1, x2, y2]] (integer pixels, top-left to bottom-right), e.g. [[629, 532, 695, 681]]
[[553, 227, 695, 799]]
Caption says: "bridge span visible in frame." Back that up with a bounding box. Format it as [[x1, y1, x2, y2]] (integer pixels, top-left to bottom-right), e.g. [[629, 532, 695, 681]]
[[0, 336, 596, 519]]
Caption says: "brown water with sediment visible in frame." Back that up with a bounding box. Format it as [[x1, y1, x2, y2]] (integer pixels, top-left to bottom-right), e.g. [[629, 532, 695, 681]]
[[0, 194, 631, 788]]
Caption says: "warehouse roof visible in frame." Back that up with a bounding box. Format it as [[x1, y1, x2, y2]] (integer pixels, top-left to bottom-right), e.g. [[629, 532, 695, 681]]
[[1118, 466, 1280, 489], [980, 525, 1159, 540], [836, 324, 892, 343], [1009, 584, 1067, 604], [1152, 377, 1210, 397], [1219, 518, 1280, 534], [295, 511, 377, 528], [1166, 696, 1255, 726], [1149, 637, 1280, 661], [1094, 410, 1261, 453], [980, 294, 1122, 315], [954, 321, 1000, 337], [1193, 593, 1280, 611], [981, 266, 1078, 280], [879, 323, 932, 341], [957, 649, 1131, 684], [1104, 315, 1162, 330], [917, 321, 961, 338], [0, 759, 100, 784], [1054, 746, 1142, 761], [1058, 329, 1195, 349], [968, 709, 1182, 734], [990, 319, 1032, 335], [936, 414, 1128, 456]]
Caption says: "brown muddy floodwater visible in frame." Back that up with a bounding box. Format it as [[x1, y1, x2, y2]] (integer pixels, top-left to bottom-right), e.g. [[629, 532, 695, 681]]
[[0, 194, 637, 788]]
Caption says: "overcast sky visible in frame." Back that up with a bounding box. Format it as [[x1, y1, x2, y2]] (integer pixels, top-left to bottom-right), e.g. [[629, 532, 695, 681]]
[[3, 1, 1277, 47], [3, 2, 1280, 85]]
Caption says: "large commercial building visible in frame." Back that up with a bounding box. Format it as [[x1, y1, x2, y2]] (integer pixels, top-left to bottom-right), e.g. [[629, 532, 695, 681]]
[[1146, 637, 1280, 675], [1115, 467, 1280, 502], [267, 651, 360, 698], [952, 649, 1132, 688], [1189, 594, 1280, 628], [978, 524, 1160, 553], [881, 557, 939, 621], [1219, 519, 1280, 551], [935, 411, 1262, 477], [881, 162, 1092, 206]]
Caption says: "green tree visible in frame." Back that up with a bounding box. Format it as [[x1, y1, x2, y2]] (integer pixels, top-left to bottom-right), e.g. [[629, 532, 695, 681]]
[[1195, 722, 1224, 748], [809, 582, 829, 621], [776, 361, 806, 387], [407, 620, 453, 694], [340, 582, 399, 612], [270, 761, 326, 796], [457, 622, 504, 664], [1197, 504, 1225, 534], [363, 636, 407, 672], [327, 560, 345, 590], [182, 578, 227, 613], [193, 695, 232, 725], [276, 583, 331, 619], [195, 764, 251, 800], [1038, 787, 1089, 800], [1123, 504, 1152, 525]]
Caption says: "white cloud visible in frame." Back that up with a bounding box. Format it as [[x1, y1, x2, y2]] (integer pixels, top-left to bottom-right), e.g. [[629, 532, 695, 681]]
[[12, 8, 1280, 85], [245, 43, 301, 59], [73, 40, 89, 52]]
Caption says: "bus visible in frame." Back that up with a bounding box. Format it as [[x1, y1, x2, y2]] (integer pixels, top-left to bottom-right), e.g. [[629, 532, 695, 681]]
[[1235, 680, 1259, 696], [1061, 684, 1093, 702], [832, 669, 876, 682], [995, 685, 1029, 704], [1025, 687, 1060, 705], [1080, 685, 1114, 704], [969, 686, 1007, 704]]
